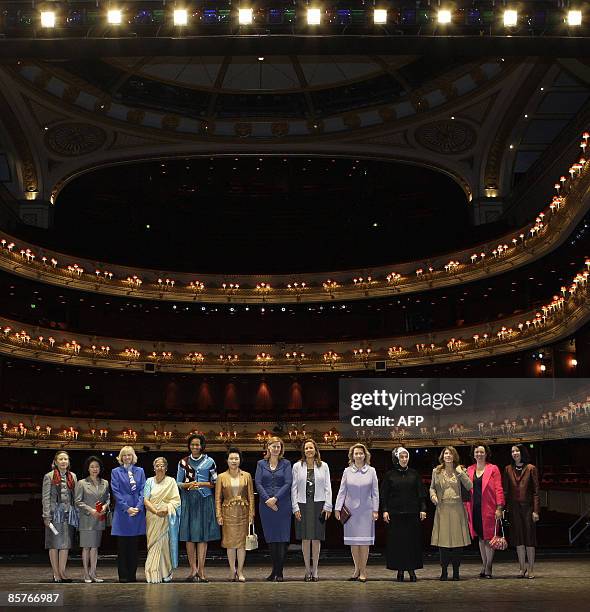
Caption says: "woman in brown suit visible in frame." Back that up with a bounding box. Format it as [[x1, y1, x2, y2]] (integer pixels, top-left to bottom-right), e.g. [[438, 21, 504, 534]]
[[504, 444, 540, 578], [429, 446, 472, 581], [215, 447, 255, 582]]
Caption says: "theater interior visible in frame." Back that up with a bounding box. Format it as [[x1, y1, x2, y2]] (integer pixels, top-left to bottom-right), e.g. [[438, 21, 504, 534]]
[[0, 2, 589, 609]]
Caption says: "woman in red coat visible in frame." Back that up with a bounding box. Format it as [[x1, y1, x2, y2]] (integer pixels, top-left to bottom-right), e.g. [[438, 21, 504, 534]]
[[465, 444, 505, 578]]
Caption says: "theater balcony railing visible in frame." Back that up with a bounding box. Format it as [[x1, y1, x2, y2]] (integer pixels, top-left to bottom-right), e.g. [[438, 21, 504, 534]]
[[2, 134, 590, 304], [0, 260, 588, 373]]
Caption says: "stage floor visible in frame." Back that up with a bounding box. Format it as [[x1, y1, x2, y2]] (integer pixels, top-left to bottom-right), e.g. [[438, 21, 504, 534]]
[[1, 559, 589, 611]]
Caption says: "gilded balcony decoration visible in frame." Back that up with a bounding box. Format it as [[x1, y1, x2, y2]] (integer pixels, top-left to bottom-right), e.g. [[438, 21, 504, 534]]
[[1, 134, 589, 304], [0, 260, 588, 373]]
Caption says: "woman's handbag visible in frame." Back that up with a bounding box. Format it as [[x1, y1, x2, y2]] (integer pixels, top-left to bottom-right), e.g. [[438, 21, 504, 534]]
[[339, 505, 352, 526], [245, 522, 258, 551], [489, 518, 508, 551]]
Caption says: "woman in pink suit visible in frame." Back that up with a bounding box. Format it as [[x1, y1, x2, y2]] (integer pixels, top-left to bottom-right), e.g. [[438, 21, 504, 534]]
[[465, 444, 504, 578]]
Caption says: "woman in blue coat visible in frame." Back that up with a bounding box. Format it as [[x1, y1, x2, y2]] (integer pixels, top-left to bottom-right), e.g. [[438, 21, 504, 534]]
[[255, 436, 292, 581], [111, 446, 146, 582]]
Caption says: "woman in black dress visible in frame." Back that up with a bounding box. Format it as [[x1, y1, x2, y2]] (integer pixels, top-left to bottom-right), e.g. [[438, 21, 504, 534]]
[[381, 447, 427, 582]]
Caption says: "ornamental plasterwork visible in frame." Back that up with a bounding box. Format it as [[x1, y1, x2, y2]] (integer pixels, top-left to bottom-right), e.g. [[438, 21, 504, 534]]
[[44, 122, 107, 157], [415, 120, 477, 154], [7, 59, 511, 140]]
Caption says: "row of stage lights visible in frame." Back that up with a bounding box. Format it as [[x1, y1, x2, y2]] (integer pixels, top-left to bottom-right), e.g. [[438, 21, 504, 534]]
[[32, 7, 585, 29]]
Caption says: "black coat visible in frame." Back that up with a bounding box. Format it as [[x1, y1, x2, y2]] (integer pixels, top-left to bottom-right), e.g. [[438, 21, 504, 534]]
[[380, 467, 427, 515]]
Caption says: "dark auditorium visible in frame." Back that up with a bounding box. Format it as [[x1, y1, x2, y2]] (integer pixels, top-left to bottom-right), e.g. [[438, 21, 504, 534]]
[[0, 2, 589, 610]]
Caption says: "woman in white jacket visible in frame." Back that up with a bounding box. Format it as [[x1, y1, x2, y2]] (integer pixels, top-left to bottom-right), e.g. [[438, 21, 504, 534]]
[[292, 439, 333, 581]]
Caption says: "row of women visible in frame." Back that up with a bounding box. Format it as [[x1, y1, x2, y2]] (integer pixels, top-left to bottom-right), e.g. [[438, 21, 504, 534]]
[[42, 437, 539, 583]]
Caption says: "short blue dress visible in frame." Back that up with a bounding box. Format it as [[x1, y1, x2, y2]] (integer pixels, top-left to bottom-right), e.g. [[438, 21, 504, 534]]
[[176, 454, 220, 543]]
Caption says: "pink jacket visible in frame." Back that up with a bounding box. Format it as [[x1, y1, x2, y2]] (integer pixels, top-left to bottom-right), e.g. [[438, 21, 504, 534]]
[[465, 463, 505, 540]]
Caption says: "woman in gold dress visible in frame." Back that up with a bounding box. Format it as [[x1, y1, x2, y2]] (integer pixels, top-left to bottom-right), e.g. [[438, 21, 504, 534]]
[[215, 447, 255, 582]]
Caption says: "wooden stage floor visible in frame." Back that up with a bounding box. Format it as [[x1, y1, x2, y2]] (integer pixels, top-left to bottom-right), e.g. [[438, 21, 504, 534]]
[[0, 558, 589, 611]]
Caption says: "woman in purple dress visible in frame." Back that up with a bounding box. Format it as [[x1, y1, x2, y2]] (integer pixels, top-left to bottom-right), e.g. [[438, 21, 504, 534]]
[[334, 443, 379, 582]]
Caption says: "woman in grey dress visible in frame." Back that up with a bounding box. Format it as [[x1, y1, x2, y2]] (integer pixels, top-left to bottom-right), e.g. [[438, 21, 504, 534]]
[[292, 439, 332, 581], [42, 451, 78, 583], [75, 456, 110, 583]]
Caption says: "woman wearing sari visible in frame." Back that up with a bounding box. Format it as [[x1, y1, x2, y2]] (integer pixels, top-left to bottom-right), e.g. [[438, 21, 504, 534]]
[[144, 457, 181, 583]]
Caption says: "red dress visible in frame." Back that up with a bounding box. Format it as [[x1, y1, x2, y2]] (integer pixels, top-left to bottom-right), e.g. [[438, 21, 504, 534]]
[[464, 464, 505, 540]]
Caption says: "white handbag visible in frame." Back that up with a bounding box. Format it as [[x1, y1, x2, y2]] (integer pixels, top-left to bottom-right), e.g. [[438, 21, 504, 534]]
[[245, 522, 258, 551]]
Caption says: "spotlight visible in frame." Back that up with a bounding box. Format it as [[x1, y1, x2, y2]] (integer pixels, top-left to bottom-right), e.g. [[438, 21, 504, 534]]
[[107, 9, 122, 25], [373, 9, 387, 24], [173, 9, 188, 26], [503, 9, 517, 27], [238, 8, 253, 25], [40, 11, 56, 28], [307, 8, 321, 25], [567, 10, 582, 26], [437, 9, 452, 24]]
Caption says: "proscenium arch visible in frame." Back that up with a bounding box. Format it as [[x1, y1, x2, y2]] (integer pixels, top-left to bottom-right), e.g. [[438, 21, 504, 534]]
[[49, 151, 473, 208]]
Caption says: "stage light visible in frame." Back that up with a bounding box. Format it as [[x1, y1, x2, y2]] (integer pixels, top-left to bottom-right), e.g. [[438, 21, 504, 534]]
[[567, 10, 582, 26], [437, 9, 452, 24], [238, 8, 253, 25], [307, 8, 321, 25], [373, 9, 387, 24], [107, 9, 122, 25], [503, 9, 517, 27], [40, 11, 56, 28], [173, 9, 188, 26]]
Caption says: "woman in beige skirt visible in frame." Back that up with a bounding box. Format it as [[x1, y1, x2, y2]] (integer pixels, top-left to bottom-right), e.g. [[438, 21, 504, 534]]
[[430, 446, 472, 581], [215, 447, 255, 582]]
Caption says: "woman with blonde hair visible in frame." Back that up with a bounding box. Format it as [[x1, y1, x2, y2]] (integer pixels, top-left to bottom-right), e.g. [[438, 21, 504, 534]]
[[255, 436, 292, 581], [144, 457, 181, 583], [292, 439, 332, 581], [429, 446, 472, 581], [334, 443, 379, 582], [111, 445, 146, 582], [42, 450, 78, 583]]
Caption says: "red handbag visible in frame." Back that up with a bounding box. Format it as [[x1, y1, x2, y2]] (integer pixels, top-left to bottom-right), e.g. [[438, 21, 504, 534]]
[[489, 518, 508, 551]]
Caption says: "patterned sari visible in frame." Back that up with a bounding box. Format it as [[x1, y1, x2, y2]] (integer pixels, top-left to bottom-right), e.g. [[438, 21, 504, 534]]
[[144, 476, 181, 583]]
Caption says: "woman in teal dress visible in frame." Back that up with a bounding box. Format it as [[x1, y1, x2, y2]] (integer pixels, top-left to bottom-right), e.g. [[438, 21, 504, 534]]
[[176, 434, 220, 582]]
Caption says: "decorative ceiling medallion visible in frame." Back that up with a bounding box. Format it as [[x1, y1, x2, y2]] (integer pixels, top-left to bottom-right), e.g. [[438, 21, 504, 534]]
[[415, 120, 476, 154], [44, 122, 107, 157]]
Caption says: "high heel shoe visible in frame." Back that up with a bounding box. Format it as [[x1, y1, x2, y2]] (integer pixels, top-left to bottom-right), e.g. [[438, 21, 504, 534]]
[[52, 577, 62, 583], [90, 576, 104, 583], [237, 575, 246, 583], [304, 574, 312, 582], [517, 569, 528, 578], [396, 570, 404, 582], [266, 573, 276, 582], [84, 577, 92, 584], [408, 570, 417, 582]]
